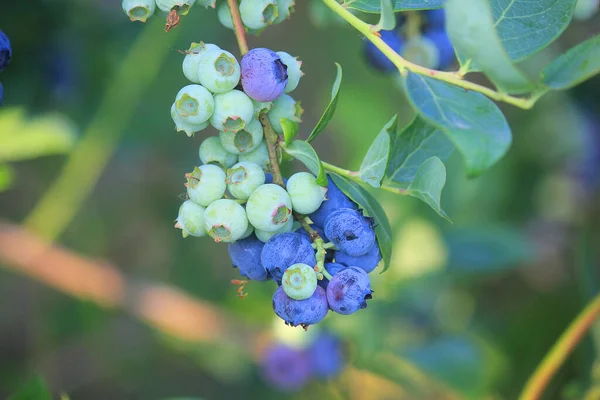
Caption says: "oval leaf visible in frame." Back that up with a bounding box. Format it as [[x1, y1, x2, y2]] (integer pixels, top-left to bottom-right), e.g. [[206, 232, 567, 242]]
[[281, 140, 328, 186], [407, 157, 450, 222], [403, 72, 511, 177], [348, 0, 444, 13], [329, 174, 393, 273], [307, 63, 342, 143], [541, 35, 600, 90], [281, 117, 299, 146], [360, 115, 396, 187]]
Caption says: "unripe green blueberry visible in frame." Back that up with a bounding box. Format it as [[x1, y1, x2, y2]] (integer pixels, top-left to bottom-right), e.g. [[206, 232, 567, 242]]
[[196, 0, 216, 8], [239, 0, 279, 30], [217, 2, 234, 29], [197, 48, 241, 93], [252, 99, 273, 117], [238, 141, 270, 171], [182, 42, 220, 83], [199, 136, 238, 168], [276, 51, 303, 93], [219, 118, 264, 154], [246, 183, 292, 232], [175, 200, 207, 238], [267, 94, 303, 134], [171, 103, 209, 137], [122, 0, 156, 22], [255, 216, 293, 242], [402, 35, 439, 69], [273, 0, 295, 24], [239, 224, 255, 240], [286, 172, 327, 214], [227, 161, 266, 200], [282, 263, 318, 300], [174, 84, 215, 125], [185, 164, 227, 206], [574, 0, 599, 20], [156, 0, 196, 14], [204, 199, 249, 243], [210, 90, 255, 132]]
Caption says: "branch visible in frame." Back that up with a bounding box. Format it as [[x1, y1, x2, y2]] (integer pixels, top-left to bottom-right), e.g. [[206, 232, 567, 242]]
[[321, 161, 409, 195], [226, 0, 249, 55], [258, 112, 285, 187]]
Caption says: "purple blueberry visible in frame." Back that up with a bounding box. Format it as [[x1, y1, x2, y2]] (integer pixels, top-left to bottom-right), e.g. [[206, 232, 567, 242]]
[[261, 232, 316, 282], [228, 234, 269, 281], [424, 29, 455, 70], [0, 30, 11, 72], [261, 343, 311, 391], [241, 48, 288, 102], [309, 175, 358, 227], [272, 285, 329, 327], [326, 267, 372, 315], [307, 333, 345, 379], [335, 243, 382, 274], [364, 30, 403, 73], [317, 262, 346, 290], [295, 224, 328, 242], [424, 9, 445, 29], [324, 209, 376, 257]]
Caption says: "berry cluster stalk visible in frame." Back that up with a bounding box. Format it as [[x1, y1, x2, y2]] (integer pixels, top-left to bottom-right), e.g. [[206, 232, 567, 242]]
[[226, 0, 249, 55]]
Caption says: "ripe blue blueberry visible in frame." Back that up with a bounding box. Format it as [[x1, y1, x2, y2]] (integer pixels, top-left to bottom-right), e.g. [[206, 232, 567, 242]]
[[261, 232, 316, 281], [122, 0, 156, 22], [307, 333, 345, 378], [255, 215, 294, 243], [239, 140, 270, 170], [286, 172, 327, 214], [282, 263, 318, 300], [155, 0, 196, 14], [182, 42, 220, 83], [226, 161, 266, 200], [273, 0, 295, 24], [335, 243, 381, 274], [364, 30, 403, 73], [171, 103, 209, 137], [326, 266, 372, 315], [424, 8, 445, 29], [219, 118, 264, 154], [175, 199, 207, 237], [267, 94, 303, 134], [210, 89, 255, 132], [246, 184, 292, 232], [424, 29, 455, 70], [324, 208, 376, 257], [173, 84, 215, 125], [228, 234, 269, 280], [272, 285, 329, 327], [241, 48, 288, 102], [217, 2, 234, 29], [276, 51, 303, 93], [316, 262, 346, 290], [198, 136, 238, 168], [309, 175, 358, 227], [261, 344, 311, 391], [185, 164, 227, 207], [0, 30, 10, 73], [197, 47, 241, 93], [204, 198, 249, 243], [239, 0, 278, 30]]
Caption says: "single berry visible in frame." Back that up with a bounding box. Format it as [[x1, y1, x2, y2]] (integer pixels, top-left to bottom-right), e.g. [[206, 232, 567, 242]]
[[309, 175, 358, 227], [173, 84, 215, 125], [317, 262, 346, 290], [307, 333, 345, 378], [196, 0, 216, 8], [239, 141, 270, 170], [155, 0, 196, 14], [424, 8, 445, 29], [273, 0, 295, 24], [424, 29, 455, 70], [122, 0, 156, 22], [219, 118, 264, 154], [276, 51, 303, 93], [335, 243, 381, 274], [255, 214, 294, 243], [239, 0, 279, 30], [197, 47, 241, 93], [252, 99, 273, 117], [217, 2, 234, 29], [182, 42, 220, 83], [364, 30, 403, 72], [210, 89, 255, 132], [226, 161, 266, 200], [261, 232, 316, 281], [171, 103, 209, 137], [324, 208, 375, 257], [204, 199, 249, 243], [286, 172, 327, 214], [198, 136, 238, 168], [267, 94, 303, 134], [0, 30, 11, 73], [228, 234, 269, 280], [185, 164, 227, 207], [574, 0, 600, 20], [272, 285, 329, 327], [282, 263, 318, 300], [241, 48, 288, 102], [326, 267, 372, 315], [261, 344, 311, 391], [402, 35, 440, 69], [175, 200, 207, 237], [246, 184, 292, 232]]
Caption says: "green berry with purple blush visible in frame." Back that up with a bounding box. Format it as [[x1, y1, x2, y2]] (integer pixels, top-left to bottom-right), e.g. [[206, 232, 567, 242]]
[[185, 164, 227, 207], [182, 42, 220, 83], [267, 94, 303, 134], [204, 199, 249, 243], [198, 136, 238, 168], [239, 0, 279, 30], [276, 51, 303, 93], [174, 84, 215, 125], [219, 118, 264, 154], [227, 161, 266, 200], [122, 0, 156, 22], [246, 183, 293, 232], [210, 89, 254, 132], [286, 172, 327, 214], [197, 48, 241, 93], [175, 200, 207, 238]]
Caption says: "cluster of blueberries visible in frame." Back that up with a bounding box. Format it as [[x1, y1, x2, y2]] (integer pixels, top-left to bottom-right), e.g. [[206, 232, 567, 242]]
[[122, 0, 294, 31], [364, 9, 454, 72], [0, 30, 11, 105], [261, 332, 345, 391]]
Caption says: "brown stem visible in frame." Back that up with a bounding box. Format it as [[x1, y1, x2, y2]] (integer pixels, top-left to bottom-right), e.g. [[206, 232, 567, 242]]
[[226, 0, 249, 55], [258, 113, 285, 188]]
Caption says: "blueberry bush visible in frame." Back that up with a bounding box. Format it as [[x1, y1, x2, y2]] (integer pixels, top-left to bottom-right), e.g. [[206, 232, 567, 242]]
[[2, 0, 600, 399]]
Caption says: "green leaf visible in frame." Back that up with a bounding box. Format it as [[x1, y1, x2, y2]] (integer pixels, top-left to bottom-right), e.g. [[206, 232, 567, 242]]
[[359, 115, 396, 188], [0, 164, 15, 192], [281, 140, 328, 186], [446, 0, 532, 94], [386, 116, 453, 184], [406, 157, 450, 221], [347, 0, 444, 13], [329, 174, 393, 273], [307, 63, 342, 143], [374, 0, 396, 31], [8, 376, 52, 400], [403, 72, 511, 177], [541, 35, 600, 90], [0, 107, 77, 163], [281, 117, 299, 146]]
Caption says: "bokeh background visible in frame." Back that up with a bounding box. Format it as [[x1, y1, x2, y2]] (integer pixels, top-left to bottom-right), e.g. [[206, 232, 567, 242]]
[[1, 1, 600, 399]]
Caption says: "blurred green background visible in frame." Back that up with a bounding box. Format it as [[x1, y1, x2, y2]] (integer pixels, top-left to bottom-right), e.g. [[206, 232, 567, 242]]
[[1, 1, 600, 399]]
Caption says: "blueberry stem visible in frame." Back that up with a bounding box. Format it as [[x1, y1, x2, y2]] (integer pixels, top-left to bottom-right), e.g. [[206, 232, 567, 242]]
[[295, 212, 333, 280], [324, 0, 547, 110], [226, 0, 249, 55], [258, 113, 285, 187], [321, 160, 410, 196]]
